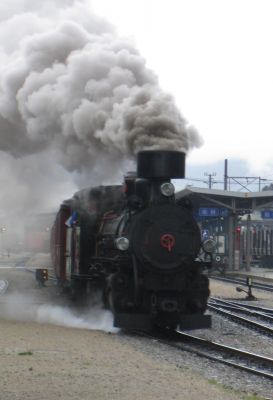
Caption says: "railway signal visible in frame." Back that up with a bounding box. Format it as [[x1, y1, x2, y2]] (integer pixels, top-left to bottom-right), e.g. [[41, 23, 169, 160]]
[[236, 276, 256, 300], [35, 268, 48, 287]]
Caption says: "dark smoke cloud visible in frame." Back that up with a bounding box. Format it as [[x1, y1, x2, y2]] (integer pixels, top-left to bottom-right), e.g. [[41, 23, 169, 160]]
[[0, 0, 202, 216]]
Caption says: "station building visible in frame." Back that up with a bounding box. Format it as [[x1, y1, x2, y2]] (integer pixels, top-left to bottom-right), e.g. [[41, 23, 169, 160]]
[[176, 187, 273, 271]]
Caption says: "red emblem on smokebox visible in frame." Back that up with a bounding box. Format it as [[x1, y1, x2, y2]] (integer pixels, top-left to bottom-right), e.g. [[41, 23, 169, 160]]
[[160, 234, 175, 252]]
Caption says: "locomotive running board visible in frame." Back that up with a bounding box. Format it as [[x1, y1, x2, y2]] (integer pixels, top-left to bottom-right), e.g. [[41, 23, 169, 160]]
[[178, 314, 212, 330]]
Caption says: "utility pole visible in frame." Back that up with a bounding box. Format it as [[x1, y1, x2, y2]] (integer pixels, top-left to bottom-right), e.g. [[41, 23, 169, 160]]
[[204, 172, 216, 189], [224, 159, 228, 190], [258, 177, 267, 192], [223, 158, 268, 192]]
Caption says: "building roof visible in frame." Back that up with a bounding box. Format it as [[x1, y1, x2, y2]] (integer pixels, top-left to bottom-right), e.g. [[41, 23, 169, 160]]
[[176, 186, 273, 211], [177, 186, 273, 198]]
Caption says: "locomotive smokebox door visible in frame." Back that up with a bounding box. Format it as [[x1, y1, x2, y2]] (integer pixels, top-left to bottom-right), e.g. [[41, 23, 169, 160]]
[[137, 150, 185, 179]]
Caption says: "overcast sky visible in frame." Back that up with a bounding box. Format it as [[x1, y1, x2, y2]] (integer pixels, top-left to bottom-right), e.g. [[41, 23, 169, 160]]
[[89, 0, 273, 185], [1, 0, 272, 220]]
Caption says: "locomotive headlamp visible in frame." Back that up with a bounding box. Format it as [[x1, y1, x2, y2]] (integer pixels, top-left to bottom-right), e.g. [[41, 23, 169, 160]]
[[160, 182, 175, 197], [115, 237, 130, 251], [202, 238, 217, 253]]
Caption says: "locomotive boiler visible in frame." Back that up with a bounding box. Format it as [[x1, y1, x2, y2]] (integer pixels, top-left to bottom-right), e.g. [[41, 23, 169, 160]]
[[51, 150, 213, 330]]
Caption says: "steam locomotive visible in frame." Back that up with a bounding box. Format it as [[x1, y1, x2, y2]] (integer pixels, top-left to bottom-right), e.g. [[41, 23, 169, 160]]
[[51, 150, 213, 330]]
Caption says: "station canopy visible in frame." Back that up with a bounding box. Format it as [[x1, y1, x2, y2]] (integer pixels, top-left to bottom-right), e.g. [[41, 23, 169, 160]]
[[176, 187, 273, 215]]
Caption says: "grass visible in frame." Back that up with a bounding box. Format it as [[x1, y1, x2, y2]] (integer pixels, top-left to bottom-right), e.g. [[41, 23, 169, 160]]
[[208, 379, 267, 400], [18, 351, 33, 356]]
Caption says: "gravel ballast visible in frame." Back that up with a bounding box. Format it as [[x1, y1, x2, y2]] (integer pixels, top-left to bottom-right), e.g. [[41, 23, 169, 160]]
[[0, 255, 272, 399]]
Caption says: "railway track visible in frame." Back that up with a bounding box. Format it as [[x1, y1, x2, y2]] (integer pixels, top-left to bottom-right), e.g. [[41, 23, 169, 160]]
[[207, 299, 273, 336], [137, 330, 273, 380], [175, 331, 273, 380], [209, 297, 273, 324], [209, 297, 273, 317], [210, 274, 273, 292], [222, 300, 273, 316]]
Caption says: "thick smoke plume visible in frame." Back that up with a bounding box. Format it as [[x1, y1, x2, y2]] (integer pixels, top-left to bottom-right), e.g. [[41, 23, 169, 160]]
[[0, 0, 202, 216]]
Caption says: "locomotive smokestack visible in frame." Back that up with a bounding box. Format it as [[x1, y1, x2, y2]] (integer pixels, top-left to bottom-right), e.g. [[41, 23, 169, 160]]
[[137, 151, 185, 179]]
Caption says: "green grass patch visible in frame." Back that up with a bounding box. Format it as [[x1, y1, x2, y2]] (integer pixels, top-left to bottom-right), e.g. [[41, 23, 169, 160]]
[[18, 351, 33, 356], [208, 379, 266, 400]]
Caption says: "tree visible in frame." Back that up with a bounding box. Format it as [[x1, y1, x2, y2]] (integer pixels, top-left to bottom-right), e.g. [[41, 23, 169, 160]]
[[262, 183, 273, 191]]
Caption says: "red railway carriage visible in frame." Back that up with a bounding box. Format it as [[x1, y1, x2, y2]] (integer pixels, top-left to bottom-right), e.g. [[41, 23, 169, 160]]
[[50, 202, 71, 283]]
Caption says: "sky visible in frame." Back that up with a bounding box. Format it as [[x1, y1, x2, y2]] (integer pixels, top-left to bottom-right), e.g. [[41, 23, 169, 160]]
[[0, 0, 273, 223], [89, 0, 273, 189]]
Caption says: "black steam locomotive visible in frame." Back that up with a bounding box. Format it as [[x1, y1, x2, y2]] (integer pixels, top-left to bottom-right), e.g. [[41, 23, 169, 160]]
[[51, 151, 213, 330]]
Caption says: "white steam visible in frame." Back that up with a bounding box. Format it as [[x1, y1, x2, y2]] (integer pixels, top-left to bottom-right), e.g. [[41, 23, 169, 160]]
[[0, 0, 202, 217], [36, 304, 118, 332], [0, 291, 119, 333]]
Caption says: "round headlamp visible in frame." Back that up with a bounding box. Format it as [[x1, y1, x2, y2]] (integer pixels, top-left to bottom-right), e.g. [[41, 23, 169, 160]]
[[202, 238, 217, 253], [115, 237, 130, 251], [160, 182, 175, 197]]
